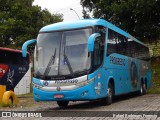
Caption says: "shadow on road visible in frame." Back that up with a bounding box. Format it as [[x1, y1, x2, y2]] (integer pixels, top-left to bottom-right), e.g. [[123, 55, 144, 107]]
[[44, 92, 141, 111]]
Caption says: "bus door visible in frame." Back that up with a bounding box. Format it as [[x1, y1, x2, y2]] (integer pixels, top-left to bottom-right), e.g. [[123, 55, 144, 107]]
[[92, 35, 107, 97]]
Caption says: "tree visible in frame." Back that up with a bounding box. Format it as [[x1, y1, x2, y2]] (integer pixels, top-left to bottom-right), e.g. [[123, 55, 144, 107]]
[[81, 0, 160, 42], [0, 0, 63, 48]]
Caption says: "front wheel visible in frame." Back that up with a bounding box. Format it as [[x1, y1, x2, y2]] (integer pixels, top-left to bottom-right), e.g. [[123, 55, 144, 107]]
[[139, 82, 146, 95], [57, 101, 69, 107], [142, 82, 147, 95], [101, 83, 113, 105]]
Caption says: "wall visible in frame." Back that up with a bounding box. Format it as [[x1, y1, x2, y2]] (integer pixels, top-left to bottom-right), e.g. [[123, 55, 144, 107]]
[[14, 67, 31, 95], [146, 40, 160, 57]]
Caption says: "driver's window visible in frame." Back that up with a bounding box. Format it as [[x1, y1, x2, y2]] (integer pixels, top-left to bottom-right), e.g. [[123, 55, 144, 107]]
[[93, 37, 104, 70], [93, 41, 101, 67]]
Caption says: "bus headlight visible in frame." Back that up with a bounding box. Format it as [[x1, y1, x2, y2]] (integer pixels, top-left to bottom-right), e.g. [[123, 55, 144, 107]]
[[32, 78, 44, 87], [32, 83, 43, 89]]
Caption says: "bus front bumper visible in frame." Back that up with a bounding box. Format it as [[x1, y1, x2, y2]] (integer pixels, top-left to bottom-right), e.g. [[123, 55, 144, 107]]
[[33, 81, 101, 101]]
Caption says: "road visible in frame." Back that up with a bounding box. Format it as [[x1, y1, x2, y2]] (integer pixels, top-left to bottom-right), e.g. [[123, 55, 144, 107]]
[[39, 94, 160, 119], [1, 94, 160, 119], [41, 93, 160, 111]]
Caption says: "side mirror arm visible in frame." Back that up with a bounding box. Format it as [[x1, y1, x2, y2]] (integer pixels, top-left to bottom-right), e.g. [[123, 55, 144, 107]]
[[22, 39, 36, 57]]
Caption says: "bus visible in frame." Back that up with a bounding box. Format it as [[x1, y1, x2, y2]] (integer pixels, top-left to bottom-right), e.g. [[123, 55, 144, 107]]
[[22, 19, 151, 107], [0, 47, 30, 92]]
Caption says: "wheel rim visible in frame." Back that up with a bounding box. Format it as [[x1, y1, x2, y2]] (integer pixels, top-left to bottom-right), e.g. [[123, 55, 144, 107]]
[[140, 84, 143, 94], [143, 84, 146, 91]]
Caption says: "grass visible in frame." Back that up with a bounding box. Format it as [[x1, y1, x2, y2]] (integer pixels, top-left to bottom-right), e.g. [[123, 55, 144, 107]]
[[147, 57, 160, 94], [0, 94, 36, 109], [0, 103, 3, 107]]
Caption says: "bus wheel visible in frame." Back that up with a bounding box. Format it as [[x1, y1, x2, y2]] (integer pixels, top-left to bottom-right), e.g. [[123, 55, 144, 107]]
[[142, 82, 147, 95], [57, 101, 69, 107], [139, 82, 146, 95], [101, 83, 113, 105]]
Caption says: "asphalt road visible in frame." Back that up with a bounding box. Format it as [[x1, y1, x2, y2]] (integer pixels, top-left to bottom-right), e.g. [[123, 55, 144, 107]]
[[35, 93, 160, 119], [1, 94, 160, 120], [43, 93, 160, 111]]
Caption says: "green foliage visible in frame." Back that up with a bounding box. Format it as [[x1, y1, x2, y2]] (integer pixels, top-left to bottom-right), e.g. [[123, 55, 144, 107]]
[[147, 57, 160, 94], [0, 0, 63, 48], [81, 0, 160, 42]]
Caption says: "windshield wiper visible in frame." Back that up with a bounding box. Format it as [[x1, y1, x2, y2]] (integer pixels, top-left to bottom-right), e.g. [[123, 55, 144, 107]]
[[44, 48, 56, 77], [64, 47, 74, 76]]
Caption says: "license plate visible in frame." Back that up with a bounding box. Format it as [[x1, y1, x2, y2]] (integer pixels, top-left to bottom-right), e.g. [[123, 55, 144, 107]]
[[54, 94, 64, 99]]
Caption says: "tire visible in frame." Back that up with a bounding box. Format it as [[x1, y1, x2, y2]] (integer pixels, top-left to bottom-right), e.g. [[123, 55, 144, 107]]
[[2, 91, 17, 107], [142, 82, 147, 95], [57, 101, 69, 107], [139, 82, 146, 95], [101, 83, 113, 105], [139, 83, 143, 96]]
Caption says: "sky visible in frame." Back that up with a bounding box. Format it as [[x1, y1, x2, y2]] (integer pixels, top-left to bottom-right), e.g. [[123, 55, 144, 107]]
[[32, 0, 85, 21]]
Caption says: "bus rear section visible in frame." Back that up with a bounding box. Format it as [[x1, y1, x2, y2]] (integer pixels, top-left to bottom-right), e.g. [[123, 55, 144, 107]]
[[0, 48, 31, 93], [106, 29, 151, 96]]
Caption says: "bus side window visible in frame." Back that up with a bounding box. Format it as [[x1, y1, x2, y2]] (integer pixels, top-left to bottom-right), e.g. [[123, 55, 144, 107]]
[[107, 29, 117, 56], [107, 29, 129, 56]]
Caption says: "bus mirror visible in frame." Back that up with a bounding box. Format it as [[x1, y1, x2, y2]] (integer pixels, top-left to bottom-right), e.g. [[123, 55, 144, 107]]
[[22, 39, 36, 57], [88, 33, 101, 52]]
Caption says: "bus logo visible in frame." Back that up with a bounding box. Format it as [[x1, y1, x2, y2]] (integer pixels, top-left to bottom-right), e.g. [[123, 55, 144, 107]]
[[43, 81, 49, 86], [56, 86, 61, 91]]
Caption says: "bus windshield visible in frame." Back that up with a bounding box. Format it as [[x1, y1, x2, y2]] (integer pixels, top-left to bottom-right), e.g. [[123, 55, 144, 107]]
[[34, 28, 92, 77]]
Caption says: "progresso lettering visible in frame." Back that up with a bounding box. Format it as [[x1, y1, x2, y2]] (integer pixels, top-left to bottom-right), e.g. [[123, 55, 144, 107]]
[[110, 56, 126, 66], [55, 79, 78, 84]]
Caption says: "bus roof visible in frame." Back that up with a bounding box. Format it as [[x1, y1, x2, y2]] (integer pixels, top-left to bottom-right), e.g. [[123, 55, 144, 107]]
[[40, 18, 147, 47], [40, 19, 107, 32]]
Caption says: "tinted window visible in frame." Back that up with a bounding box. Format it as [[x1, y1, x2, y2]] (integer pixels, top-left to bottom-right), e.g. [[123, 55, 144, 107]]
[[93, 36, 105, 70], [92, 26, 106, 71], [107, 29, 128, 56], [0, 50, 29, 65], [128, 39, 150, 60], [107, 29, 150, 61]]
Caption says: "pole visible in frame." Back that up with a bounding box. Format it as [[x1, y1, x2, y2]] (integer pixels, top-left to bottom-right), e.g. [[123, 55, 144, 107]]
[[70, 8, 80, 19]]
